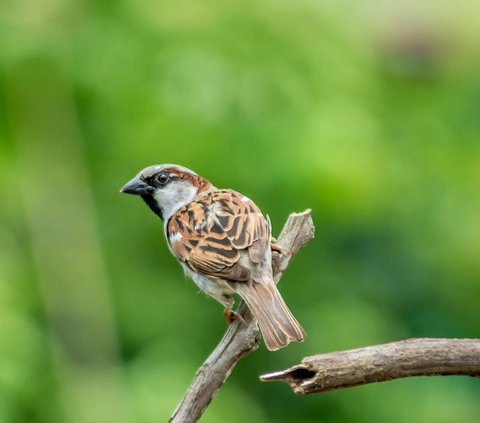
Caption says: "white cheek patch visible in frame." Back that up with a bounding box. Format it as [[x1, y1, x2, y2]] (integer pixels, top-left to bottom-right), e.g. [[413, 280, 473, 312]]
[[169, 231, 183, 244], [154, 181, 198, 220]]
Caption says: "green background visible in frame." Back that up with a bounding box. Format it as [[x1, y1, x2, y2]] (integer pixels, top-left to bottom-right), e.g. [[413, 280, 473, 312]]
[[1, 0, 479, 422]]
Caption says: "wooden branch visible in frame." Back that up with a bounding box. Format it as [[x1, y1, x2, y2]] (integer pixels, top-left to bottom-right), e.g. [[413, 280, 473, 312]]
[[260, 338, 480, 394], [169, 210, 315, 423]]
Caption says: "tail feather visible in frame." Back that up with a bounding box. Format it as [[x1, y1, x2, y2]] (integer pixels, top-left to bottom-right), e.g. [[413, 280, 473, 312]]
[[233, 281, 306, 351]]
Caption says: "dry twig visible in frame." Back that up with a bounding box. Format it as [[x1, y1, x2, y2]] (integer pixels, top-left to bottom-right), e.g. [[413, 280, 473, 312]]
[[260, 338, 480, 394]]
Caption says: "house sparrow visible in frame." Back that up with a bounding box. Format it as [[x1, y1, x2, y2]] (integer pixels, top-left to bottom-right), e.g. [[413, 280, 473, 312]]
[[121, 164, 306, 351]]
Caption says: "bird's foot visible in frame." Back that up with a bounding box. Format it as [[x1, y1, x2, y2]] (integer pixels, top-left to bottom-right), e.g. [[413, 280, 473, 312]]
[[271, 243, 289, 255], [224, 308, 245, 325]]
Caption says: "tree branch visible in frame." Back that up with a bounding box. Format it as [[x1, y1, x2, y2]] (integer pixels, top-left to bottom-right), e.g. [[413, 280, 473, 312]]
[[260, 338, 480, 394], [169, 210, 315, 423]]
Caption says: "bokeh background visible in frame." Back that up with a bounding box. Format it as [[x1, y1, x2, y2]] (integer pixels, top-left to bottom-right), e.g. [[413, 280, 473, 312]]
[[1, 0, 480, 422]]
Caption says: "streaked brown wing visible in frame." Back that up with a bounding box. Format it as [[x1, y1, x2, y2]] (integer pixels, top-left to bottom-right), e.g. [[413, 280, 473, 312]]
[[167, 190, 270, 281]]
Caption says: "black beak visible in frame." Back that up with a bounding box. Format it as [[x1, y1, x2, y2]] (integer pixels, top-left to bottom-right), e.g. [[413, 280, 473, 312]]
[[120, 177, 154, 196]]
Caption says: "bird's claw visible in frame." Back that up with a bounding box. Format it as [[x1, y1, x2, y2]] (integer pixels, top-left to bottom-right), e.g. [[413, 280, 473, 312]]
[[271, 243, 289, 255], [224, 309, 245, 325]]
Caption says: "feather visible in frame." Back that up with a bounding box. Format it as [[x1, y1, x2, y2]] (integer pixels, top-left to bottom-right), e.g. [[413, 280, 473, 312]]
[[167, 190, 269, 280], [233, 280, 306, 351]]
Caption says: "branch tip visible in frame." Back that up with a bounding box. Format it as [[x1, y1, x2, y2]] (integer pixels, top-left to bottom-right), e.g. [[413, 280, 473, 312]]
[[260, 365, 316, 383]]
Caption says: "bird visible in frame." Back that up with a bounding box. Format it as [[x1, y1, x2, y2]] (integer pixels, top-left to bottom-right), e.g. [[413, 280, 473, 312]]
[[120, 164, 306, 351]]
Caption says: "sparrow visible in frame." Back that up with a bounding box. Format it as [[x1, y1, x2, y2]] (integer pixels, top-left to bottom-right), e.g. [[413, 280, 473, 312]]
[[120, 164, 306, 351]]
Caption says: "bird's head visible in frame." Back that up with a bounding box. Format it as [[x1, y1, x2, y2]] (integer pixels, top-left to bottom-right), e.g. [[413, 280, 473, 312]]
[[120, 164, 213, 220]]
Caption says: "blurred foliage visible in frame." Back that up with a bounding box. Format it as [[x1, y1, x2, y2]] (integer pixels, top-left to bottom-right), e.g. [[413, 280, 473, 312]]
[[1, 0, 480, 422]]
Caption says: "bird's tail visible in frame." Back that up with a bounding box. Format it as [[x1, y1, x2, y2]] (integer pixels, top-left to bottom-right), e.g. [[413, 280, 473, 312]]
[[234, 281, 306, 351]]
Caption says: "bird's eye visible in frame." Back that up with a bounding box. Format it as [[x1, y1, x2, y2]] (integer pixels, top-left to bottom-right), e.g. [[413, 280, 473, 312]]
[[155, 173, 170, 186]]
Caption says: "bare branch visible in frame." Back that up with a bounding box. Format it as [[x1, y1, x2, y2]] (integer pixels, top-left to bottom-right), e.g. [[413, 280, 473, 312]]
[[169, 210, 315, 423], [260, 338, 480, 394]]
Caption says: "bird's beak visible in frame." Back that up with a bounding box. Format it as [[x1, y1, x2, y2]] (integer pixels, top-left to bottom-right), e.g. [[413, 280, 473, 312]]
[[120, 177, 153, 196]]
